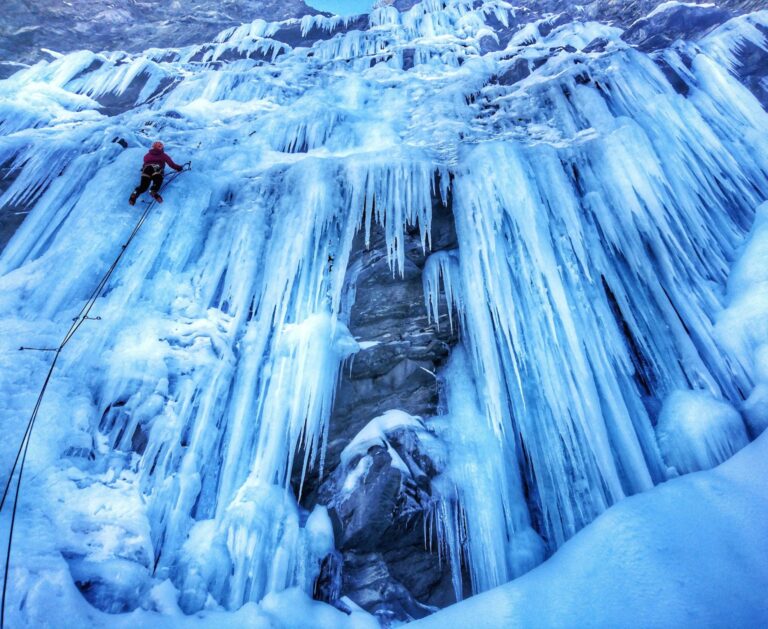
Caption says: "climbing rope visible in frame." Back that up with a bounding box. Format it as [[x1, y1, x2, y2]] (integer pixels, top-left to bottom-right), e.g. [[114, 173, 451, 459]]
[[0, 161, 190, 629]]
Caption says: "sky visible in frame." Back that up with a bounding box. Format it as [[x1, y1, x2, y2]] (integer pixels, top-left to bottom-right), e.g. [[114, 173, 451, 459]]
[[306, 0, 375, 16]]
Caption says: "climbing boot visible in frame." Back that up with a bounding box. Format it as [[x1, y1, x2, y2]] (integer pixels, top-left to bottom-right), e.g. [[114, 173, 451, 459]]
[[150, 191, 163, 203], [128, 191, 138, 206]]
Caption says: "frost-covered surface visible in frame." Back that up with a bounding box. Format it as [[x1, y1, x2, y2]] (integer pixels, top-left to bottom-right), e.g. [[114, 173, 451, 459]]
[[655, 389, 748, 474], [645, 1, 715, 20], [13, 580, 377, 629], [0, 0, 767, 625], [412, 429, 768, 628], [0, 0, 322, 76], [717, 201, 768, 436], [701, 8, 768, 67]]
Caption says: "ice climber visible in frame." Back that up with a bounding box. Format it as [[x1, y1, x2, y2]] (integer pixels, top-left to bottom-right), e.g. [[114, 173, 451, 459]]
[[128, 141, 183, 205]]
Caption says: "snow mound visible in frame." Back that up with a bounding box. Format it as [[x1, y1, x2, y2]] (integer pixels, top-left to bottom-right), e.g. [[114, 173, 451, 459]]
[[412, 430, 768, 629]]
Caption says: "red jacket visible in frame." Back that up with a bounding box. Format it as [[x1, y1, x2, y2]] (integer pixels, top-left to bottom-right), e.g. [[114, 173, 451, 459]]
[[143, 148, 182, 172]]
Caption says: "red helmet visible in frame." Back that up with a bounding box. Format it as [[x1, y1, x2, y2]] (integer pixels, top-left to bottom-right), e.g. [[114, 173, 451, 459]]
[[152, 141, 164, 150]]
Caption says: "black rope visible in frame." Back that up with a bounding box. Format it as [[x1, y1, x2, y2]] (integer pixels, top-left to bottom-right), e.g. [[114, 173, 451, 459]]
[[0, 162, 190, 628]]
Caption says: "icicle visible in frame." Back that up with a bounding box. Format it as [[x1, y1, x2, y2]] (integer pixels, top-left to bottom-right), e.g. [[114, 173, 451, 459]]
[[431, 345, 545, 598], [423, 249, 463, 331], [1, 2, 767, 623]]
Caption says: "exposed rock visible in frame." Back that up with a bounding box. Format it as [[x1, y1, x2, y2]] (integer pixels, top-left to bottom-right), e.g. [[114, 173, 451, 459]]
[[0, 0, 323, 77], [318, 416, 454, 623], [496, 58, 532, 86], [319, 429, 455, 623], [295, 192, 462, 623], [313, 550, 344, 605], [97, 74, 179, 118], [0, 164, 28, 253], [321, 196, 459, 485], [622, 4, 733, 51], [342, 551, 434, 622], [584, 37, 611, 53], [728, 22, 768, 108], [654, 57, 691, 96]]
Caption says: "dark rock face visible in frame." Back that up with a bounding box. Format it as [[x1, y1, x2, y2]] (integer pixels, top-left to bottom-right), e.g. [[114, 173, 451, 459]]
[[511, 0, 761, 30], [313, 550, 344, 605], [0, 0, 322, 78], [98, 74, 179, 118], [296, 195, 463, 624], [0, 169, 24, 253], [729, 22, 768, 108], [324, 199, 459, 480], [317, 429, 455, 623], [654, 58, 691, 96], [496, 57, 532, 86], [622, 4, 734, 50], [342, 550, 444, 622]]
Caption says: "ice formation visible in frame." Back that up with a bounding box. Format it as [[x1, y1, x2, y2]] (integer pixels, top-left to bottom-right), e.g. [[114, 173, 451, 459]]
[[0, 0, 767, 625], [655, 389, 748, 474], [413, 428, 768, 629], [430, 344, 545, 598], [423, 249, 462, 331], [716, 201, 768, 436]]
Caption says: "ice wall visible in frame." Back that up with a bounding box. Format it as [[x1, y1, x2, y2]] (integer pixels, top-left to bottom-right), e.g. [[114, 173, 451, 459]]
[[0, 0, 767, 623], [716, 201, 768, 436]]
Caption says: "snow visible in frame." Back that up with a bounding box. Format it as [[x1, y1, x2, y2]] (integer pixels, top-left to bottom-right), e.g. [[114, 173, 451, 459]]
[[15, 578, 377, 629], [701, 10, 768, 71], [507, 20, 622, 52], [717, 201, 768, 436], [413, 430, 768, 629], [635, 1, 715, 26], [340, 409, 425, 473], [716, 202, 768, 364], [0, 0, 766, 624], [342, 455, 373, 492]]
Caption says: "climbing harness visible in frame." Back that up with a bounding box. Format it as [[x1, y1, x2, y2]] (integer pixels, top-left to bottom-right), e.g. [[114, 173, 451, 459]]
[[0, 161, 191, 629], [142, 163, 164, 176]]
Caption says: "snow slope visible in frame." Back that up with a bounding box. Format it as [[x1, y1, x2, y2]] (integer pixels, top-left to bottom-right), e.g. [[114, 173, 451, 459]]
[[413, 429, 768, 628]]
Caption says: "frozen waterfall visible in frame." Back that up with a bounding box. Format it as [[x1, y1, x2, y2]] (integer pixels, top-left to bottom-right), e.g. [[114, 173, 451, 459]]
[[0, 0, 767, 626]]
